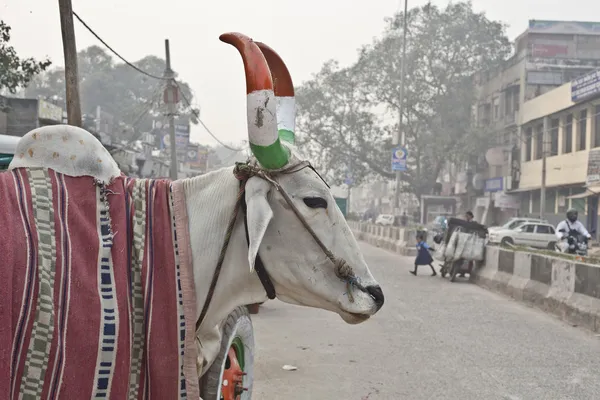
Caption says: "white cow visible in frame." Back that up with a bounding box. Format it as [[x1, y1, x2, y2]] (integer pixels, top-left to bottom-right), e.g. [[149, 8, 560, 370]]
[[4, 32, 383, 398]]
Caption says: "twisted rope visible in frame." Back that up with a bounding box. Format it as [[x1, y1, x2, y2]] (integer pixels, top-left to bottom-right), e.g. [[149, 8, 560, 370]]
[[236, 162, 366, 299], [196, 161, 366, 330]]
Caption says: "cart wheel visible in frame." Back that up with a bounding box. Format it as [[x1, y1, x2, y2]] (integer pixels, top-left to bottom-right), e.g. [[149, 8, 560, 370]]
[[200, 306, 254, 400]]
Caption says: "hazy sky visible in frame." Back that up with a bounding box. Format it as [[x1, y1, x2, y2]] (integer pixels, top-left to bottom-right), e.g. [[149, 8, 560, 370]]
[[1, 0, 594, 150]]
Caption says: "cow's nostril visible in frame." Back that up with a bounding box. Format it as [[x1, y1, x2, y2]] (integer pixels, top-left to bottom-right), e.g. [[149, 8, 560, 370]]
[[365, 285, 384, 310]]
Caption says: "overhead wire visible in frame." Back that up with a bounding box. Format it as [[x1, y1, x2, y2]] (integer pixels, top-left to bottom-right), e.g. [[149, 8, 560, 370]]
[[73, 10, 241, 154], [72, 11, 168, 81], [174, 80, 244, 152]]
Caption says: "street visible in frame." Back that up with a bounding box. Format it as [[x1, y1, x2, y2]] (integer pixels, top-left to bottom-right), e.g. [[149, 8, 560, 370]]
[[252, 242, 600, 400]]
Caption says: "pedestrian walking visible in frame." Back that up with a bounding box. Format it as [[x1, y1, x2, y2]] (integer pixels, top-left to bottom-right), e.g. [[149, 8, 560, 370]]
[[410, 232, 437, 276], [461, 210, 475, 277]]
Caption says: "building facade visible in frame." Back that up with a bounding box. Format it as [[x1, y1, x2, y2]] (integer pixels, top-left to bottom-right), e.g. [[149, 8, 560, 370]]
[[515, 67, 600, 232], [464, 20, 600, 225], [0, 96, 64, 136]]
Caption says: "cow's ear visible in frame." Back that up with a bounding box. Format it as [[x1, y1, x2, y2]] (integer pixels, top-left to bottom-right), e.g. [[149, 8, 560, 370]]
[[245, 178, 273, 272]]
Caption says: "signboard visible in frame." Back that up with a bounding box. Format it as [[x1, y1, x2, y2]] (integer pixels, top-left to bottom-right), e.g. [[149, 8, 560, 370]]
[[187, 145, 208, 170], [586, 148, 600, 185], [175, 123, 190, 149], [531, 44, 568, 58], [527, 71, 563, 86], [493, 192, 520, 209], [475, 197, 489, 208], [344, 170, 354, 185], [528, 20, 600, 35], [186, 144, 199, 163], [484, 177, 503, 193], [334, 197, 347, 217], [391, 146, 407, 172], [38, 100, 63, 123], [571, 69, 600, 102]]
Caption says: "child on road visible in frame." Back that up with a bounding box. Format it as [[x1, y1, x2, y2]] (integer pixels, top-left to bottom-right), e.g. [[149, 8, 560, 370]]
[[410, 232, 437, 276]]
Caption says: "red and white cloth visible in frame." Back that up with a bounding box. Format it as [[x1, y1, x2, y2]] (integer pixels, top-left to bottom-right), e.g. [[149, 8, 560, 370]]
[[0, 167, 199, 399]]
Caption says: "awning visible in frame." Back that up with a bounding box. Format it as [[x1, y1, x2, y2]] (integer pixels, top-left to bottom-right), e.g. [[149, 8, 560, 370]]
[[506, 182, 585, 193], [566, 185, 600, 199]]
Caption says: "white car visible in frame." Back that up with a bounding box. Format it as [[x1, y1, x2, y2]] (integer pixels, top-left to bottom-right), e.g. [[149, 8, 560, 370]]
[[488, 222, 557, 249], [375, 214, 394, 226], [488, 217, 548, 233]]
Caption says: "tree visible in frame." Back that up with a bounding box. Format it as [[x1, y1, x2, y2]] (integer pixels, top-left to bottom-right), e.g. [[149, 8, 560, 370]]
[[296, 1, 512, 199], [0, 20, 51, 93], [24, 45, 197, 138], [296, 60, 386, 187]]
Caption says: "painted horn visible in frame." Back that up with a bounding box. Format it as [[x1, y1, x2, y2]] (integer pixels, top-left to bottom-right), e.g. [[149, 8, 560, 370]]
[[219, 33, 289, 169], [256, 42, 295, 145]]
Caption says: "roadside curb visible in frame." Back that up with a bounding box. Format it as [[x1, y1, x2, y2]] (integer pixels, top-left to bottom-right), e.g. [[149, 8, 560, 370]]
[[349, 221, 417, 257], [350, 221, 600, 333], [472, 245, 600, 333]]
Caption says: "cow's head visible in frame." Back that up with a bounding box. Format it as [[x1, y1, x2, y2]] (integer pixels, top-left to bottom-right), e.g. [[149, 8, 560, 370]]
[[221, 33, 384, 323]]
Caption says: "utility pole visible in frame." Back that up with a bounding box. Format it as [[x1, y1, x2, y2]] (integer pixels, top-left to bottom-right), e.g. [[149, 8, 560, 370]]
[[393, 0, 409, 212], [540, 116, 548, 219], [346, 159, 353, 215], [164, 39, 178, 180], [58, 0, 82, 126]]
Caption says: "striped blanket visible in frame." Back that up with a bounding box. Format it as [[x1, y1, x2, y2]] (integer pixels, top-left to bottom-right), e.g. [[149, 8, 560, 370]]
[[0, 167, 199, 399]]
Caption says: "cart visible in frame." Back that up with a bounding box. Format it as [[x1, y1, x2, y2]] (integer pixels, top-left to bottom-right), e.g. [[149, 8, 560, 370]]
[[433, 217, 488, 282]]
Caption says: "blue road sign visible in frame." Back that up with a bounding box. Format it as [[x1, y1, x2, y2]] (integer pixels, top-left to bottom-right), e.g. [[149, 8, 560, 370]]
[[344, 168, 354, 185], [391, 146, 408, 172]]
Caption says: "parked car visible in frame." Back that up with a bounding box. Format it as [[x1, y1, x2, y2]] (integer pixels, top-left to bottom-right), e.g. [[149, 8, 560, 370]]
[[488, 217, 548, 233], [488, 222, 557, 249], [375, 214, 395, 226]]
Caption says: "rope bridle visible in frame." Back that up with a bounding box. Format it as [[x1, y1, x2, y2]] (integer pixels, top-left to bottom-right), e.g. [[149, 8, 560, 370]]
[[195, 160, 367, 330]]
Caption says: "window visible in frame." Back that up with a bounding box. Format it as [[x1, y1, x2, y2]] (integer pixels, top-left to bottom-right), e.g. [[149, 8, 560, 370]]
[[520, 192, 530, 216], [522, 224, 536, 233], [595, 105, 600, 148], [504, 91, 512, 115], [525, 127, 533, 161], [507, 220, 525, 229], [532, 190, 541, 213], [536, 225, 552, 234], [550, 118, 559, 155], [564, 114, 573, 153], [483, 103, 491, 125], [557, 188, 570, 213], [493, 97, 500, 120], [578, 109, 587, 151], [535, 124, 543, 160], [545, 188, 556, 213], [571, 188, 586, 213]]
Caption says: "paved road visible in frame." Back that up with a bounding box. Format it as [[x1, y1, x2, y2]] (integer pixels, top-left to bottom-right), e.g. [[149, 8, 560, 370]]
[[251, 242, 600, 400]]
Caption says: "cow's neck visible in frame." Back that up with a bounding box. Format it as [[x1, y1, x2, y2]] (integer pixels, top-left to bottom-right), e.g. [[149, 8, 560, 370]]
[[182, 167, 268, 330]]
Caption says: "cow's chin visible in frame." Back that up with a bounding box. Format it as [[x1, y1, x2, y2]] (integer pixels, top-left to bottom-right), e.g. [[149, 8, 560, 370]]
[[276, 292, 371, 324], [338, 310, 371, 325]]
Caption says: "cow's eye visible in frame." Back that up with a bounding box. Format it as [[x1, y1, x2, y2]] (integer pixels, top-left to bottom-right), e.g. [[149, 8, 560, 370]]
[[303, 197, 328, 209]]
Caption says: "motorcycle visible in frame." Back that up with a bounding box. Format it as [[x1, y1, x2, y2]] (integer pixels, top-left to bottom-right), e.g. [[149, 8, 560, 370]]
[[555, 228, 589, 256]]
